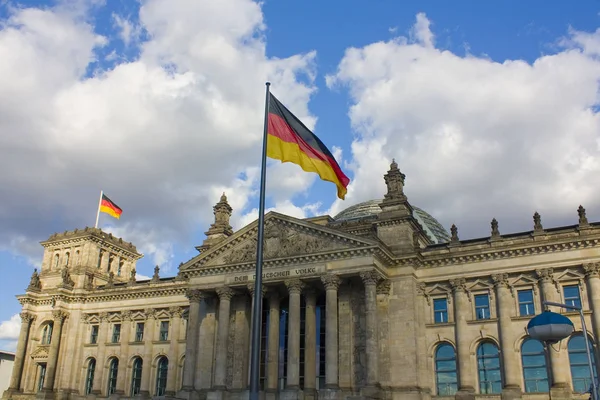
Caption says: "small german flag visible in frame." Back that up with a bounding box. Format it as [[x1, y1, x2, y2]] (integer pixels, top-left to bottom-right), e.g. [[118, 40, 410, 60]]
[[267, 93, 350, 199], [100, 194, 123, 219]]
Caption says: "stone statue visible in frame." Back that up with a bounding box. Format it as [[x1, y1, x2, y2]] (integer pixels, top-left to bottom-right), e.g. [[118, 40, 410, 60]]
[[152, 265, 160, 282], [106, 271, 115, 288], [61, 267, 74, 287], [28, 268, 41, 290]]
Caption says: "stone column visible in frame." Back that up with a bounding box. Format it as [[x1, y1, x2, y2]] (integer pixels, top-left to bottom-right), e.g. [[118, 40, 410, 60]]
[[449, 278, 475, 395], [584, 263, 600, 341], [167, 306, 183, 395], [266, 291, 280, 391], [247, 283, 266, 387], [117, 311, 133, 394], [140, 308, 157, 397], [491, 273, 521, 397], [7, 312, 35, 391], [214, 286, 235, 389], [182, 290, 203, 392], [303, 288, 317, 394], [536, 268, 570, 391], [43, 310, 68, 392], [360, 270, 381, 388], [285, 279, 305, 389], [321, 274, 341, 389], [92, 313, 109, 394]]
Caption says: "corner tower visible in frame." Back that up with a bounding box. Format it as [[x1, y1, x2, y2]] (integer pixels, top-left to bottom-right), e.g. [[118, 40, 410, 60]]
[[196, 193, 233, 253], [38, 228, 143, 290]]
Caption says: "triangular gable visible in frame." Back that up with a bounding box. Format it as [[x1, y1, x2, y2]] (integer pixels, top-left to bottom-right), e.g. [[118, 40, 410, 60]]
[[466, 278, 494, 301], [154, 309, 170, 320], [86, 315, 100, 324], [131, 310, 146, 321], [510, 273, 538, 288], [31, 345, 49, 360], [554, 268, 585, 283], [421, 282, 452, 306], [181, 211, 379, 270], [107, 313, 121, 323]]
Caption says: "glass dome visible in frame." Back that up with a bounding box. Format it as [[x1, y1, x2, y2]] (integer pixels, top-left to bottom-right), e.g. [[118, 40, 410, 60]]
[[333, 199, 451, 244]]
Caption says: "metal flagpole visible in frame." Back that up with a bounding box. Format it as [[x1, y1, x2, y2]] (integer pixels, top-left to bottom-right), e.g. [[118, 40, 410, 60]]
[[249, 82, 271, 400], [94, 190, 104, 229]]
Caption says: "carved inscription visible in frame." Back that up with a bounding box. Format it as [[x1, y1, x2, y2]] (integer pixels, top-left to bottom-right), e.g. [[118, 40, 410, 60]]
[[226, 265, 326, 284]]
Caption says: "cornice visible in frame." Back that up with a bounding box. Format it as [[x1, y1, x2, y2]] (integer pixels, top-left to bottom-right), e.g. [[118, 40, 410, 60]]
[[420, 234, 600, 268]]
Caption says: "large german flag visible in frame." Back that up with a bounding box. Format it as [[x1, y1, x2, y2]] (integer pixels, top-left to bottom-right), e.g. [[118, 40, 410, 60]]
[[100, 194, 123, 219], [267, 93, 350, 199]]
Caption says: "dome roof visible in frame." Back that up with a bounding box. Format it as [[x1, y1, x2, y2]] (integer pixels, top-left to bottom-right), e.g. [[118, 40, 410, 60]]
[[333, 199, 451, 244]]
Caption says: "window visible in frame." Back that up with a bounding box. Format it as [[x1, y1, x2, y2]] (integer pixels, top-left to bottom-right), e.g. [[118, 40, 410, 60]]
[[155, 357, 168, 396], [37, 363, 47, 392], [433, 298, 448, 323], [564, 285, 582, 309], [159, 321, 169, 341], [112, 324, 121, 343], [521, 338, 549, 393], [64, 252, 70, 267], [475, 294, 490, 320], [118, 261, 124, 277], [518, 289, 535, 316], [568, 334, 598, 393], [90, 325, 99, 344], [107, 358, 119, 395], [131, 358, 143, 396], [135, 323, 144, 342], [477, 342, 502, 394], [85, 359, 95, 395], [54, 254, 59, 269], [41, 323, 53, 345], [434, 343, 458, 396]]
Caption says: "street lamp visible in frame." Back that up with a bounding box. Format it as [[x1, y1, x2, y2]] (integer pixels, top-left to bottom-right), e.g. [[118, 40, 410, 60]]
[[527, 301, 598, 400]]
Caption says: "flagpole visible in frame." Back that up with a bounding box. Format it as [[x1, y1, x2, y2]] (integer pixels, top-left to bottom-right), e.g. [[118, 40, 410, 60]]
[[249, 82, 271, 400], [94, 190, 103, 229]]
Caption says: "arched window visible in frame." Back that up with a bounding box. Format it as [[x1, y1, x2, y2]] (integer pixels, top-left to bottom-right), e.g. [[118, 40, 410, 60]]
[[118, 261, 124, 277], [435, 343, 458, 396], [568, 334, 598, 393], [41, 323, 53, 345], [85, 359, 95, 395], [521, 338, 549, 393], [64, 252, 70, 267], [131, 357, 143, 396], [107, 358, 118, 395], [155, 357, 168, 396], [477, 342, 502, 394], [54, 254, 59, 269]]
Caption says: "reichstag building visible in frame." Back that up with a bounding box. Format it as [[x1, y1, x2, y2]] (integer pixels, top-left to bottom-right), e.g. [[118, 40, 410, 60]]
[[3, 161, 600, 400]]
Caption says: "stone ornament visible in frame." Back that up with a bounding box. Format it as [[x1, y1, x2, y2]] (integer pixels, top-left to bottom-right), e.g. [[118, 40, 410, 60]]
[[450, 225, 459, 243], [491, 218, 500, 238], [247, 283, 267, 297], [360, 270, 382, 286], [535, 268, 554, 283], [28, 269, 42, 291], [169, 306, 183, 317], [128, 268, 137, 285], [584, 263, 600, 277], [376, 280, 391, 296], [186, 289, 204, 303], [144, 308, 156, 320], [52, 310, 69, 322], [491, 273, 510, 289], [383, 159, 406, 200], [321, 274, 341, 290], [20, 312, 35, 324], [106, 271, 115, 288], [579, 205, 589, 226], [216, 286, 235, 301], [533, 212, 543, 232], [152, 265, 160, 283], [285, 279, 305, 294], [449, 278, 467, 293], [121, 310, 133, 321], [99, 312, 109, 321]]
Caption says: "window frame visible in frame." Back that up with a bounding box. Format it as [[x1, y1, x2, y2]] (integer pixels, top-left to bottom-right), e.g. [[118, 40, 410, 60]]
[[517, 288, 535, 317], [433, 297, 449, 324], [474, 293, 491, 320]]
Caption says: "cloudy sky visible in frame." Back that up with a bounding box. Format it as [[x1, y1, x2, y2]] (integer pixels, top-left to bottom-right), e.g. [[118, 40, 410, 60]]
[[1, 0, 600, 351]]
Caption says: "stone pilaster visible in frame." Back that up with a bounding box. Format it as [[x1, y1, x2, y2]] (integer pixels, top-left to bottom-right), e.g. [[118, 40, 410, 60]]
[[140, 308, 157, 397], [321, 274, 341, 389], [536, 268, 570, 393], [450, 278, 475, 397], [491, 274, 521, 399], [303, 287, 317, 395], [584, 263, 600, 343], [182, 290, 203, 392], [7, 312, 34, 392], [167, 306, 183, 395], [116, 310, 133, 394], [266, 291, 281, 391], [42, 310, 68, 392], [247, 283, 266, 387], [92, 312, 109, 394], [214, 286, 235, 389], [360, 270, 381, 388], [285, 279, 305, 389]]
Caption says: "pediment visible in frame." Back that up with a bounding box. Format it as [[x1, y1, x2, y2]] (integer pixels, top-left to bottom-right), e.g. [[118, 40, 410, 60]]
[[155, 309, 170, 320], [554, 268, 585, 283], [182, 212, 378, 270], [31, 345, 49, 360], [510, 273, 538, 288]]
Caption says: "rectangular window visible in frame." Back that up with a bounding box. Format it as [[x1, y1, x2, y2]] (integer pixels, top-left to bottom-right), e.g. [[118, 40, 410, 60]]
[[90, 325, 99, 344], [37, 364, 46, 392], [159, 321, 169, 341], [475, 294, 490, 320], [135, 323, 144, 342], [518, 289, 535, 316], [433, 298, 448, 323], [564, 285, 582, 309], [111, 324, 121, 343]]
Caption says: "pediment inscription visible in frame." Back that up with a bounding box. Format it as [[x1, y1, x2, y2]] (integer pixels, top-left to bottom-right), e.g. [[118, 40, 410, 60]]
[[221, 220, 350, 264]]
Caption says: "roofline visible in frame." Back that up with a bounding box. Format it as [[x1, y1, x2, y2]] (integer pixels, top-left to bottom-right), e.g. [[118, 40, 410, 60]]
[[0, 350, 15, 356]]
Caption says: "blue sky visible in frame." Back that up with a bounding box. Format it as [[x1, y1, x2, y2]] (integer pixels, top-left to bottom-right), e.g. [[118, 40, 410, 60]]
[[1, 0, 600, 350]]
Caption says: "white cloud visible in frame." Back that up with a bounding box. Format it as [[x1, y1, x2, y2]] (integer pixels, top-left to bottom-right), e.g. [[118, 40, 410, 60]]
[[0, 1, 317, 264], [112, 13, 142, 46], [0, 314, 20, 340], [327, 13, 600, 239]]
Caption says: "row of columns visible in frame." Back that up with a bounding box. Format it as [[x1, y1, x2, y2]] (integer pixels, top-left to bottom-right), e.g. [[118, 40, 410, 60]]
[[181, 270, 384, 394], [448, 264, 600, 395]]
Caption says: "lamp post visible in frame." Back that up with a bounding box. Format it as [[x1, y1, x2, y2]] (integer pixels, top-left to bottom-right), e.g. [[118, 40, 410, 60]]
[[527, 301, 598, 400]]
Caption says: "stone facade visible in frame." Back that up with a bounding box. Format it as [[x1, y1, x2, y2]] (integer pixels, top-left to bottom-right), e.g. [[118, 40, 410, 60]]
[[3, 162, 600, 400]]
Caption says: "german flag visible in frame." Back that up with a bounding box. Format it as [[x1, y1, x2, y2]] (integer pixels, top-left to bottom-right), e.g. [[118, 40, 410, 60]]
[[267, 93, 350, 199], [100, 194, 122, 219]]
